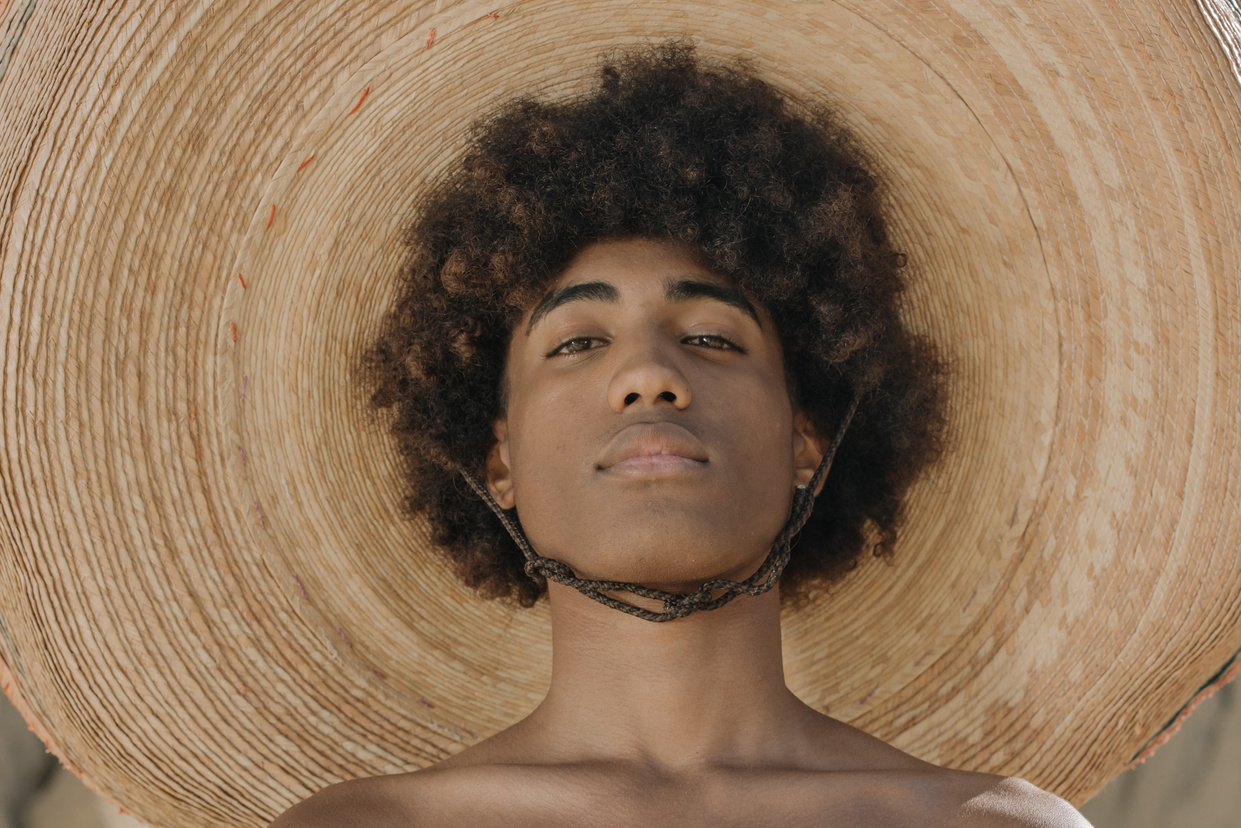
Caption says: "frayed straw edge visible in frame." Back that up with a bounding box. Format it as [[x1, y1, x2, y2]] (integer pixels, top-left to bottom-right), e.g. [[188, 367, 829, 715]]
[[1125, 651, 1241, 768]]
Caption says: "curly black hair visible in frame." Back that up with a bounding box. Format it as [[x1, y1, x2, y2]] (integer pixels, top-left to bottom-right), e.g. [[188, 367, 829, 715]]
[[357, 42, 948, 608]]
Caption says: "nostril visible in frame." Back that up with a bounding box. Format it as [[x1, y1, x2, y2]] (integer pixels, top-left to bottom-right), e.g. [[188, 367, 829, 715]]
[[624, 392, 640, 405], [659, 391, 677, 402]]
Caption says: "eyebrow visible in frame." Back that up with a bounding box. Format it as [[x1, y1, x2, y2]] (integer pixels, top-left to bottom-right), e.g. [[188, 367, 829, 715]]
[[525, 277, 763, 334], [666, 279, 762, 329]]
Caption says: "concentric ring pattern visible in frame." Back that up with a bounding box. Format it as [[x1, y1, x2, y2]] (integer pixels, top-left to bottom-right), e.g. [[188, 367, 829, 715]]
[[1, 1, 1239, 826]]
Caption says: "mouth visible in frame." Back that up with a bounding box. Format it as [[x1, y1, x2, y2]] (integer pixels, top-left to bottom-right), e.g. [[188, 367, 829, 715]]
[[598, 422, 710, 479]]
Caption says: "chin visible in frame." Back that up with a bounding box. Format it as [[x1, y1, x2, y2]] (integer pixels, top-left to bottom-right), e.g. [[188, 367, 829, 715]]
[[565, 529, 767, 588]]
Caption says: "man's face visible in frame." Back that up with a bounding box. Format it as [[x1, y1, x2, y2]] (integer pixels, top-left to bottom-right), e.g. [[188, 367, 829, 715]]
[[487, 237, 818, 592]]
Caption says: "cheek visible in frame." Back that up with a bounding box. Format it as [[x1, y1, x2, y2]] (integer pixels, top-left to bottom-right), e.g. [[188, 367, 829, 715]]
[[728, 401, 798, 546], [506, 445, 599, 566], [716, 372, 797, 476], [507, 378, 594, 472], [502, 378, 601, 547], [733, 416, 797, 519]]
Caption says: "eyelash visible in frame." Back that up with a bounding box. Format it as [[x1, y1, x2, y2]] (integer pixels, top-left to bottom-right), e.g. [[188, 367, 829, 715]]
[[547, 334, 747, 357]]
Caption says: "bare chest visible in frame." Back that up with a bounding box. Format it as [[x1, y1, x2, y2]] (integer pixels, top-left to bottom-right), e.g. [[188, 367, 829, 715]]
[[394, 766, 965, 828]]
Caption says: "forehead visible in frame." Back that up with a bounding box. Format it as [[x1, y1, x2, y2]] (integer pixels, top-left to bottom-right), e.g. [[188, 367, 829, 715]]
[[522, 237, 769, 329], [552, 237, 721, 286]]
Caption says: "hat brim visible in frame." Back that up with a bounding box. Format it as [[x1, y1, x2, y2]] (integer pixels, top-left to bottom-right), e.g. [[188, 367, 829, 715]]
[[2, 0, 1240, 825]]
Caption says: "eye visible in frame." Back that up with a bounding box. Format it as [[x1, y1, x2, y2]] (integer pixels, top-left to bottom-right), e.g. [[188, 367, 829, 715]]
[[548, 336, 605, 357], [684, 334, 747, 354]]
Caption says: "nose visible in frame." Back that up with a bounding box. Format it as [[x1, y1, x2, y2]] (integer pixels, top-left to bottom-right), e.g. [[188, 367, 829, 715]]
[[606, 338, 693, 412]]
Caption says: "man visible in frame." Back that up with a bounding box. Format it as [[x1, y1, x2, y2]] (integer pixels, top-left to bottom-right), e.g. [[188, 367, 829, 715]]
[[272, 44, 1091, 826]]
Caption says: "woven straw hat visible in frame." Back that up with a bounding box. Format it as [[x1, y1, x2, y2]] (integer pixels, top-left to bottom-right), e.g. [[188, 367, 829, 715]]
[[2, 0, 1240, 825]]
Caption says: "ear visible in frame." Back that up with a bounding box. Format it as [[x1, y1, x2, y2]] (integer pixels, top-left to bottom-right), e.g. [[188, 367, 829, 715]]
[[486, 417, 516, 509], [792, 410, 827, 497]]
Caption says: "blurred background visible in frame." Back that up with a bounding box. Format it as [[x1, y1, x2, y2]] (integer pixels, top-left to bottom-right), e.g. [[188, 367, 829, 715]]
[[2, 679, 1238, 827]]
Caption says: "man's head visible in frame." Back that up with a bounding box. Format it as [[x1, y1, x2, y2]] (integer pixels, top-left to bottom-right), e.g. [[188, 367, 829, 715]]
[[487, 237, 825, 593], [359, 43, 947, 606]]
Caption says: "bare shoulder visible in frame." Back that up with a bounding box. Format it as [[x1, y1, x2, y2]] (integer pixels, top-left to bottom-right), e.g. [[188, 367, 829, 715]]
[[264, 762, 536, 828], [801, 716, 1091, 827], [941, 773, 1094, 828], [265, 774, 416, 828]]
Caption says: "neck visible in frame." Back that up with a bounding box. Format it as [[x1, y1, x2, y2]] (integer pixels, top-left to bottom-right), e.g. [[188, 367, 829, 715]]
[[515, 580, 818, 774]]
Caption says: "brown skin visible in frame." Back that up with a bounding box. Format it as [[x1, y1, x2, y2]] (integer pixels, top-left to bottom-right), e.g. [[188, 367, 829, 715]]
[[270, 239, 1091, 827], [488, 236, 814, 591]]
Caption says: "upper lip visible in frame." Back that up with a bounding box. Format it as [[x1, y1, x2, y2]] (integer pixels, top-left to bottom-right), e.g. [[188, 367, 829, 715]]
[[597, 421, 710, 469]]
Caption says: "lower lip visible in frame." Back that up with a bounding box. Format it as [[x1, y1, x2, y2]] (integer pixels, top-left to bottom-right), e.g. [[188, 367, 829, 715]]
[[604, 455, 707, 478]]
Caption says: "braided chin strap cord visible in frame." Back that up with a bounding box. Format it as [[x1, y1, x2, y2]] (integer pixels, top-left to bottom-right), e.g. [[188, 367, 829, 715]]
[[461, 395, 860, 622]]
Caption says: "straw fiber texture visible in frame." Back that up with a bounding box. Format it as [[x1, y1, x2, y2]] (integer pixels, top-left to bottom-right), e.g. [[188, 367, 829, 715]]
[[1, 1, 1240, 826]]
